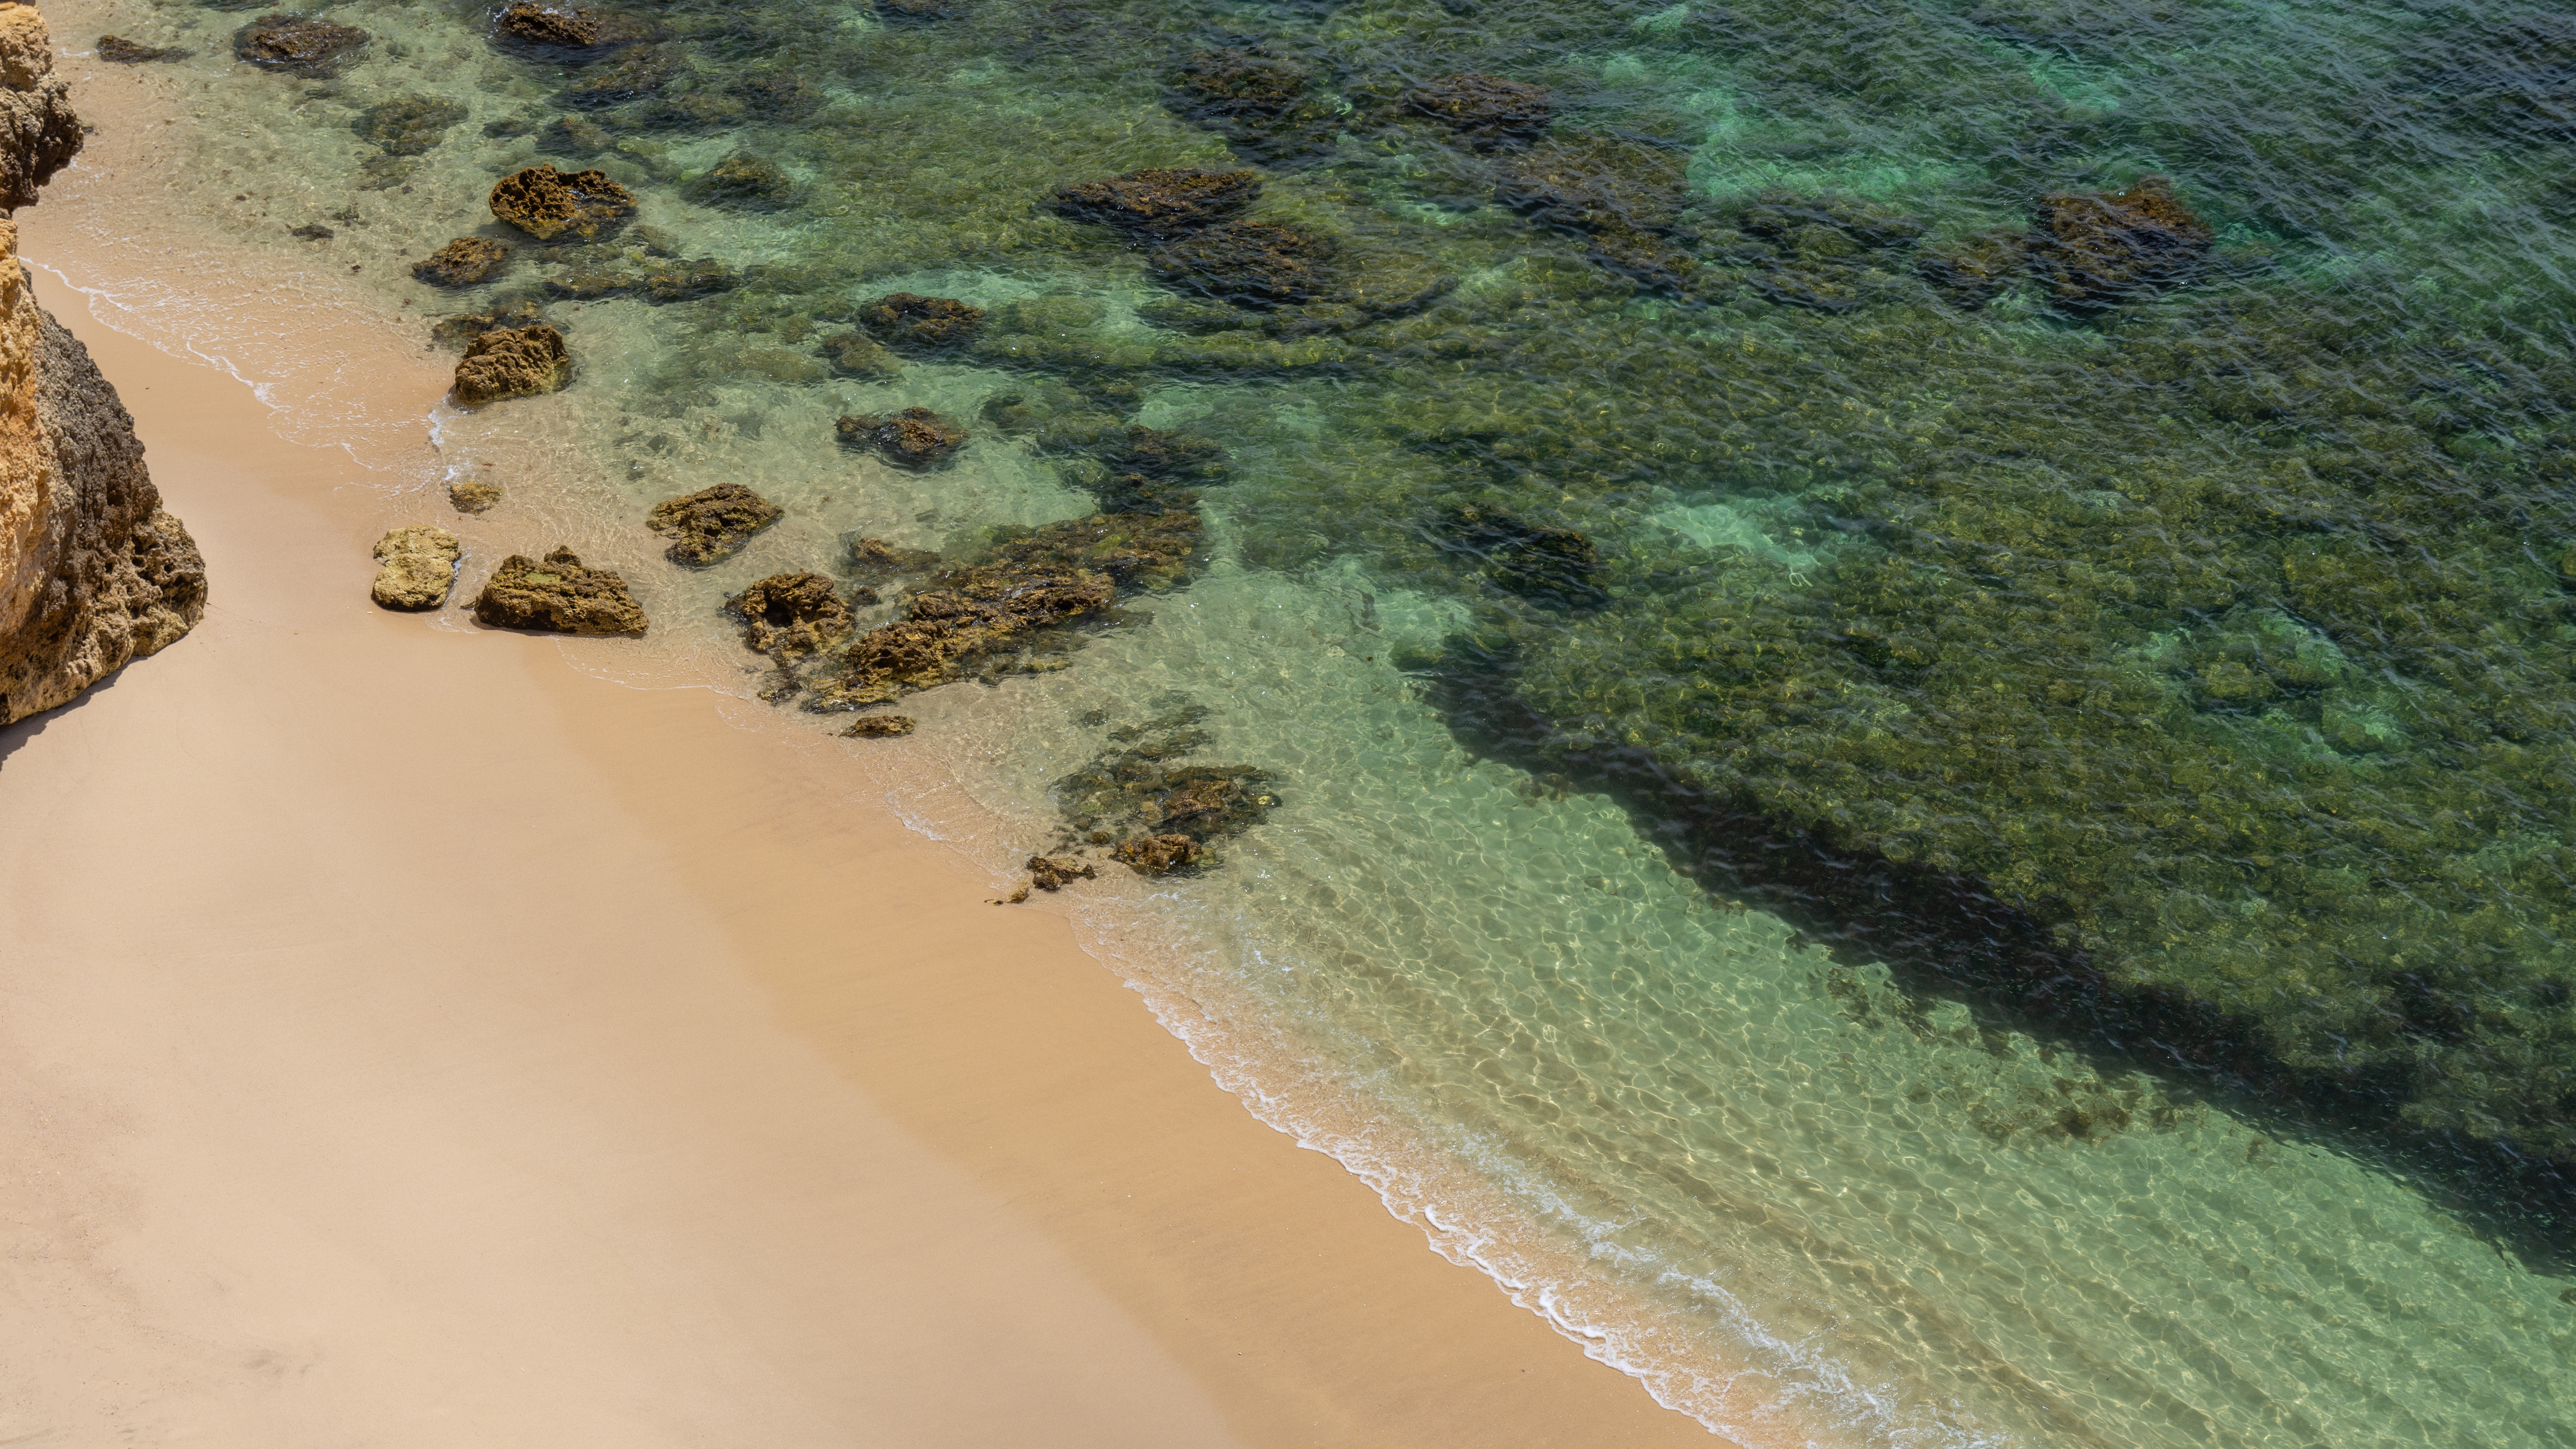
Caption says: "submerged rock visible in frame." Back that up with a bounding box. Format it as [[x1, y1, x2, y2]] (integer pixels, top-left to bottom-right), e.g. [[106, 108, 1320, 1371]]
[[495, 1, 598, 47], [369, 525, 461, 611], [1916, 227, 2029, 309], [641, 258, 736, 301], [843, 713, 915, 737], [837, 407, 967, 468], [1495, 132, 1687, 235], [431, 298, 546, 347], [471, 547, 647, 635], [1436, 503, 1604, 605], [727, 571, 858, 659], [1400, 73, 1552, 145], [232, 13, 368, 75], [489, 163, 637, 240], [452, 322, 570, 404], [2030, 176, 2213, 309], [1147, 221, 1336, 308], [1052, 167, 1260, 239], [857, 292, 984, 350], [644, 481, 782, 566], [561, 43, 680, 106], [1049, 713, 1279, 873], [357, 95, 467, 156], [97, 35, 190, 62], [1739, 191, 1926, 252], [449, 476, 504, 513], [683, 152, 794, 209], [1110, 832, 1200, 873], [819, 330, 902, 379], [844, 535, 942, 581], [412, 236, 512, 287], [1164, 47, 1337, 159]]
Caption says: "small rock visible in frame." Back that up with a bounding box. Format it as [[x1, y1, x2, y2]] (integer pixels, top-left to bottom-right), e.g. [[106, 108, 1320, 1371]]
[[837, 407, 967, 468], [845, 535, 941, 580], [1052, 167, 1260, 240], [288, 222, 334, 240], [97, 35, 190, 63], [819, 331, 902, 379], [1112, 832, 1201, 873], [843, 714, 916, 738], [857, 292, 984, 350], [2030, 176, 2213, 310], [1025, 855, 1096, 890], [370, 525, 462, 611], [449, 477, 504, 513], [488, 163, 637, 241], [644, 482, 782, 566], [232, 13, 367, 75], [1400, 73, 1552, 145], [413, 236, 513, 286], [495, 1, 598, 47], [682, 152, 794, 210], [471, 547, 648, 635], [357, 95, 467, 156], [431, 299, 546, 348], [728, 571, 859, 658], [453, 323, 570, 404]]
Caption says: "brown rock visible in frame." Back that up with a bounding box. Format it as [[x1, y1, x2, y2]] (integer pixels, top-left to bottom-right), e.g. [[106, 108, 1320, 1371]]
[[1170, 47, 1308, 122], [644, 481, 781, 565], [1111, 832, 1201, 873], [820, 330, 902, 379], [431, 298, 546, 348], [844, 535, 940, 580], [1401, 73, 1552, 145], [1052, 167, 1261, 240], [369, 525, 461, 611], [232, 13, 368, 75], [496, 1, 598, 47], [97, 35, 190, 63], [0, 6, 80, 210], [1916, 227, 2028, 309], [856, 292, 984, 349], [837, 407, 967, 468], [412, 236, 512, 287], [1495, 131, 1687, 236], [449, 477, 504, 513], [843, 713, 915, 737], [452, 323, 570, 404], [1146, 221, 1336, 309], [728, 571, 858, 658], [488, 163, 637, 241], [471, 547, 646, 635], [1024, 855, 1095, 890], [2030, 176, 2213, 309], [562, 43, 680, 106]]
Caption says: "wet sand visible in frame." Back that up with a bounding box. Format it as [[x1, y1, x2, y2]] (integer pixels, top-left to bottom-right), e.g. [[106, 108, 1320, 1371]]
[[0, 132, 1719, 1449]]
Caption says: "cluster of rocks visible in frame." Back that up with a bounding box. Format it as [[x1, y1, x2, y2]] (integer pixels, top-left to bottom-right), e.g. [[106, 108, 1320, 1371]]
[[1052, 166, 1343, 312]]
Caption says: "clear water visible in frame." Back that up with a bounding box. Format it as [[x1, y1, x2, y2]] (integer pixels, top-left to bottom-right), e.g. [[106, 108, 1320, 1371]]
[[50, 0, 2576, 1440]]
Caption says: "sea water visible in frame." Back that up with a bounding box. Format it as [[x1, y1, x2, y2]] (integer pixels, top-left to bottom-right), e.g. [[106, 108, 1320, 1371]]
[[46, 0, 2576, 1440]]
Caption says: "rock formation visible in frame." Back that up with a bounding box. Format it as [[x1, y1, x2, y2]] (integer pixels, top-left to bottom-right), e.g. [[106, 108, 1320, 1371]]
[[836, 407, 966, 468], [2029, 176, 2214, 309], [412, 235, 512, 286], [95, 34, 188, 63], [488, 163, 636, 240], [1051, 167, 1260, 239], [448, 476, 503, 513], [469, 547, 646, 634], [452, 322, 569, 404], [231, 13, 369, 76], [856, 292, 984, 349], [0, 3, 208, 726], [842, 713, 914, 737], [369, 525, 460, 611], [728, 571, 857, 659], [495, 1, 598, 47], [644, 481, 780, 565]]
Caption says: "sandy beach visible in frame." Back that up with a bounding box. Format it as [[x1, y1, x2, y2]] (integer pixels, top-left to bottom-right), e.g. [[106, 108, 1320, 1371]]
[[0, 67, 1717, 1449]]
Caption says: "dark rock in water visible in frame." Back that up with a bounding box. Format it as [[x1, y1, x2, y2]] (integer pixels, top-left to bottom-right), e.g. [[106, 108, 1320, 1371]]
[[495, 1, 598, 47], [857, 292, 985, 350], [1739, 191, 1926, 252], [1164, 47, 1338, 160], [683, 152, 794, 210], [357, 96, 467, 156], [1111, 832, 1201, 873], [820, 331, 902, 379], [370, 525, 461, 611], [1917, 227, 2029, 309], [1025, 855, 1095, 890], [733, 69, 824, 122], [1495, 131, 1686, 236], [1079, 425, 1230, 512], [1400, 73, 1552, 145], [645, 481, 782, 566], [875, 0, 953, 21], [2029, 176, 2212, 309], [1437, 503, 1603, 605], [837, 407, 968, 469], [431, 298, 546, 348], [1052, 167, 1260, 240], [728, 571, 856, 659], [449, 476, 504, 513], [843, 714, 915, 737], [97, 35, 191, 62], [543, 266, 635, 300], [471, 547, 647, 635], [489, 164, 636, 240], [288, 222, 334, 240], [232, 13, 367, 75], [844, 535, 941, 581], [1147, 221, 1336, 308], [561, 43, 680, 106], [413, 236, 512, 287], [640, 258, 736, 301], [1587, 226, 1700, 295], [1752, 260, 1870, 313], [452, 323, 570, 404]]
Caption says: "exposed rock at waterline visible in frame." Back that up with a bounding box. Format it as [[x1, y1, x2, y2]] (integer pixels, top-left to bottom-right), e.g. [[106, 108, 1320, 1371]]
[[452, 322, 569, 404], [727, 570, 858, 659], [645, 481, 781, 566], [412, 236, 513, 287], [470, 547, 646, 634], [449, 476, 504, 513], [1111, 832, 1200, 873], [369, 525, 460, 611], [842, 712, 914, 737]]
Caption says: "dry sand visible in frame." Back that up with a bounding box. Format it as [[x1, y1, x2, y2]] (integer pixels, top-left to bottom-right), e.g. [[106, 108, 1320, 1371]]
[[0, 135, 1721, 1449]]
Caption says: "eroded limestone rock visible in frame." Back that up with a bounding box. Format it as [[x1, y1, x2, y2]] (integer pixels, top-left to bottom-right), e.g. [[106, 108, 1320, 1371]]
[[470, 547, 646, 634], [644, 481, 780, 565], [728, 571, 857, 658], [413, 236, 512, 287], [836, 407, 966, 468], [369, 525, 460, 611], [488, 163, 637, 240], [452, 322, 569, 404], [0, 5, 80, 208], [232, 13, 368, 75]]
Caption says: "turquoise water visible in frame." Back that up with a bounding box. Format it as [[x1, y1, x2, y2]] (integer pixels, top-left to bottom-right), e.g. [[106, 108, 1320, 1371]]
[[58, 0, 2576, 1437]]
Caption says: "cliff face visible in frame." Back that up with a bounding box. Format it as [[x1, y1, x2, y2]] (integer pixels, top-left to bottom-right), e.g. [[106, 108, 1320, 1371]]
[[0, 2, 205, 726]]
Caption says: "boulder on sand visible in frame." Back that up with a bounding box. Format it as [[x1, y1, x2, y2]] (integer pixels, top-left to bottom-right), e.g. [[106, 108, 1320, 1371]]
[[470, 547, 647, 634], [370, 525, 460, 611]]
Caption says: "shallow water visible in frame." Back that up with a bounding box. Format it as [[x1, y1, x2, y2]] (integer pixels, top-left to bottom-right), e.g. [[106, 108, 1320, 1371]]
[[50, 0, 2576, 1440]]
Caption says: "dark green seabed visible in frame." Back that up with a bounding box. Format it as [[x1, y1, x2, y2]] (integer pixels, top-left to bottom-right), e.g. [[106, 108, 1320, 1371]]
[[89, 0, 2576, 1436]]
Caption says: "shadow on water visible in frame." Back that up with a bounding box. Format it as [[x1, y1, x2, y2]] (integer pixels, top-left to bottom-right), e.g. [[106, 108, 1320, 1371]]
[[1410, 633, 2576, 1275]]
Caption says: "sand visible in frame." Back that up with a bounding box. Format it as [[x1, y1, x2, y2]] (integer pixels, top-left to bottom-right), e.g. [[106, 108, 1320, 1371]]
[[0, 125, 1720, 1449]]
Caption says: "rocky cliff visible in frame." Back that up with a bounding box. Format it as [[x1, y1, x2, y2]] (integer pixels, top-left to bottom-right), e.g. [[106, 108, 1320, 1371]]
[[0, 1, 204, 726]]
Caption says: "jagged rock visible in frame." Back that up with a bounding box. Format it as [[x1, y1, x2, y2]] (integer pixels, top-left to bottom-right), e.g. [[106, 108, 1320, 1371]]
[[357, 95, 467, 156], [449, 477, 504, 513], [683, 152, 793, 209], [1111, 832, 1200, 873], [489, 163, 637, 240], [1436, 503, 1603, 605], [1052, 167, 1260, 239], [820, 331, 902, 379], [412, 236, 512, 286], [495, 1, 597, 47], [453, 322, 570, 403], [471, 547, 646, 634], [844, 535, 940, 580], [728, 571, 858, 658], [837, 407, 967, 468], [0, 6, 80, 208], [644, 482, 781, 566], [369, 525, 460, 611], [857, 292, 984, 349], [1147, 221, 1336, 308], [1917, 227, 2028, 309], [430, 298, 545, 347], [843, 713, 914, 737], [1026, 855, 1094, 890], [97, 35, 190, 62], [1401, 73, 1552, 145], [231, 13, 368, 75], [2030, 176, 2213, 309]]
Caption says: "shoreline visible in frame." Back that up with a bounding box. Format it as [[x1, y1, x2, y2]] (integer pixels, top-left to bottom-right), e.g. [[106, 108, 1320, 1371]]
[[0, 32, 1721, 1449]]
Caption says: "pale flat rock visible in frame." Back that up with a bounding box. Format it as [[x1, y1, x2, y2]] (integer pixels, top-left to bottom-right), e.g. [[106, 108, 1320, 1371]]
[[370, 524, 461, 611]]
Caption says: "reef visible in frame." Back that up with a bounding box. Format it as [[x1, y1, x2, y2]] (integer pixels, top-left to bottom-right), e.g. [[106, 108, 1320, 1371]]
[[820, 331, 902, 379], [1052, 167, 1260, 239], [2029, 176, 2215, 310], [231, 13, 367, 75], [412, 236, 512, 287], [856, 292, 984, 350], [1148, 221, 1337, 308], [727, 571, 858, 659], [470, 547, 645, 635], [836, 407, 966, 468], [1400, 73, 1552, 145], [451, 323, 570, 404], [448, 477, 504, 513], [683, 153, 794, 210], [1044, 708, 1279, 874], [488, 164, 637, 241], [369, 526, 460, 611], [95, 35, 188, 63], [644, 481, 781, 566], [1915, 228, 2028, 309], [495, 1, 598, 48]]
